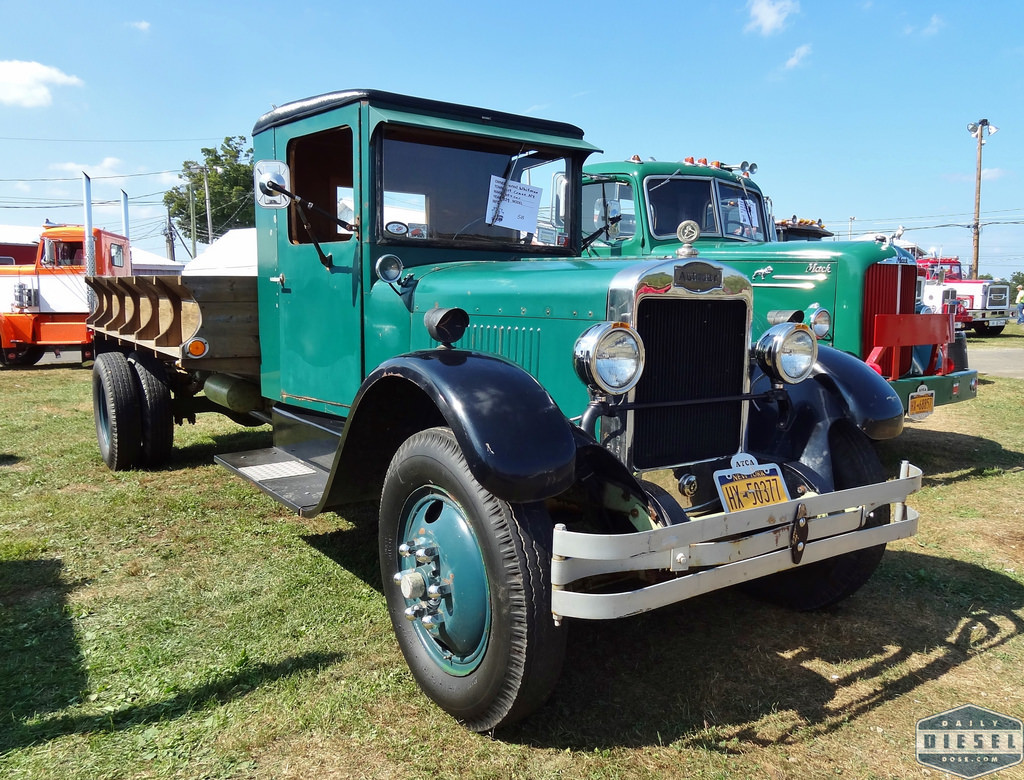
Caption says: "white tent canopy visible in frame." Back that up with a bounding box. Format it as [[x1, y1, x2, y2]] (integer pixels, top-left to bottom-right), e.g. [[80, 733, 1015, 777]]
[[183, 229, 257, 276]]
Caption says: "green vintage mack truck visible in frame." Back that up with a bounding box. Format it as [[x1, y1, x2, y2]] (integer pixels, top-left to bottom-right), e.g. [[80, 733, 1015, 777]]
[[580, 158, 978, 420], [86, 90, 920, 731]]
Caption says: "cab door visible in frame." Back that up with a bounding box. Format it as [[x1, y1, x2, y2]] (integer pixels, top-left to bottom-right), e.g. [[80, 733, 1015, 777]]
[[261, 111, 364, 414]]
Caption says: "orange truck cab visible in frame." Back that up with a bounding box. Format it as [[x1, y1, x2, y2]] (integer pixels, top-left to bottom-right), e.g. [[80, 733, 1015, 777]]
[[0, 225, 129, 366]]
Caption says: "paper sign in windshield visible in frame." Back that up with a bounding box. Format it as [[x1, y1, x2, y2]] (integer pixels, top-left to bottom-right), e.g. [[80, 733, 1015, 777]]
[[738, 198, 759, 227], [486, 175, 542, 233]]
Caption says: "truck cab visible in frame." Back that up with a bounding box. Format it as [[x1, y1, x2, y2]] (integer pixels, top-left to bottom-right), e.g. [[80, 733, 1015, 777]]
[[86, 91, 921, 732], [581, 158, 978, 419], [0, 224, 132, 366], [916, 256, 1012, 335]]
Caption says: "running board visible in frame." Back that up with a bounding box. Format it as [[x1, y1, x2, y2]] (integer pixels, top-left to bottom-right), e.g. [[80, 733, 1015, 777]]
[[215, 403, 345, 516], [216, 445, 331, 515]]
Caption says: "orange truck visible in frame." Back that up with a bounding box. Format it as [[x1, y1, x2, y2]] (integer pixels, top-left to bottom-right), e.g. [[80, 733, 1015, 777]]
[[0, 224, 131, 366]]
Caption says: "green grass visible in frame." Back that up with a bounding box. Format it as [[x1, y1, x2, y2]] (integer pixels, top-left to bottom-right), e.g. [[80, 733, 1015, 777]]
[[2, 361, 1023, 779]]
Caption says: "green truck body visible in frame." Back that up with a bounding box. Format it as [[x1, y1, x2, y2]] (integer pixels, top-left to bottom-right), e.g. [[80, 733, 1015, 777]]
[[86, 91, 921, 731], [581, 159, 978, 418]]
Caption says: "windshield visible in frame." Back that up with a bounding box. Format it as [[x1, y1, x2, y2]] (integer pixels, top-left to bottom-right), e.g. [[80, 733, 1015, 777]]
[[379, 126, 576, 252], [642, 176, 768, 241]]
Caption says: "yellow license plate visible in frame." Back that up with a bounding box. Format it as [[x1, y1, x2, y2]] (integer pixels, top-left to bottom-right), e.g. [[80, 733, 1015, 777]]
[[908, 390, 935, 420], [714, 464, 790, 513]]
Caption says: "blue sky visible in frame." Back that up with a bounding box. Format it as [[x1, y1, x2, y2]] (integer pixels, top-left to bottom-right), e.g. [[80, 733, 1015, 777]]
[[1, 0, 1021, 276]]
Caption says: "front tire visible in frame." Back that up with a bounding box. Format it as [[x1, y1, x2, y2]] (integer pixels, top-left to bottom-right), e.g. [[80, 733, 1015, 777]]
[[746, 422, 891, 611], [379, 427, 565, 732], [92, 352, 142, 471], [0, 345, 46, 367], [973, 323, 1005, 336]]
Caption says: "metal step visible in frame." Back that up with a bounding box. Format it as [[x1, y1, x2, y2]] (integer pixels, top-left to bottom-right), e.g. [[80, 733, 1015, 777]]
[[216, 443, 331, 516]]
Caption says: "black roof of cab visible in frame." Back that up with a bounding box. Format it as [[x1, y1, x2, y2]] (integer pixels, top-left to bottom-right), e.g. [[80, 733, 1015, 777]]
[[252, 89, 587, 141]]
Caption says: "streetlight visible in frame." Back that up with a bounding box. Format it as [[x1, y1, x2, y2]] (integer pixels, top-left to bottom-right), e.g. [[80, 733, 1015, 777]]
[[848, 216, 856, 240], [967, 118, 998, 280]]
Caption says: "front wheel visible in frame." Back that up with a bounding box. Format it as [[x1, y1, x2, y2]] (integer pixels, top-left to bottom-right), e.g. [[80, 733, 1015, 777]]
[[379, 427, 565, 732], [973, 323, 1005, 336], [0, 345, 46, 367], [746, 422, 891, 611]]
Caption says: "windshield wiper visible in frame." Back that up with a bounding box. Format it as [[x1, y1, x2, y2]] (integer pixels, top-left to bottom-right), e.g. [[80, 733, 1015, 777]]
[[648, 168, 681, 192], [582, 215, 622, 250]]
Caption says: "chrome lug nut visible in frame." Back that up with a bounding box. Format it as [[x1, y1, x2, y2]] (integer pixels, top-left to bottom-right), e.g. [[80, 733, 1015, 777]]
[[426, 582, 451, 598], [421, 612, 445, 629], [415, 546, 438, 563]]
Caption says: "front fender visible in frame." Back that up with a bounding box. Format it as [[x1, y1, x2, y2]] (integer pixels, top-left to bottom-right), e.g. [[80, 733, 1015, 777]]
[[810, 346, 906, 441], [746, 345, 904, 491], [323, 349, 577, 508]]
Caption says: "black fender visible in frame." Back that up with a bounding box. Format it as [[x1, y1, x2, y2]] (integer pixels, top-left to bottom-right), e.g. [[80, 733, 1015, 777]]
[[746, 345, 904, 491], [320, 349, 578, 509]]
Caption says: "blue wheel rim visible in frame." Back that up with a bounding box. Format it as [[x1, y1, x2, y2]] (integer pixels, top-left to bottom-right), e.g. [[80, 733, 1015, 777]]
[[396, 486, 490, 675]]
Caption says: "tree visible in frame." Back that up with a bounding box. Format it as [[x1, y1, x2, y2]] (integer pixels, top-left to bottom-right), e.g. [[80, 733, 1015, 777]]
[[163, 136, 254, 250]]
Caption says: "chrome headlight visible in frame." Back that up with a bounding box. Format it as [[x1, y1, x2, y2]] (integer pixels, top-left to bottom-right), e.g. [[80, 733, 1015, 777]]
[[754, 323, 818, 384], [809, 307, 832, 338], [574, 322, 645, 395]]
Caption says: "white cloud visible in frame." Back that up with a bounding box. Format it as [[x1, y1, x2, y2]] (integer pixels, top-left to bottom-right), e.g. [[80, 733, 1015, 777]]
[[905, 14, 944, 37], [785, 44, 812, 69], [922, 14, 943, 36], [51, 157, 127, 180], [0, 60, 83, 107], [746, 0, 800, 36], [943, 168, 1008, 184], [128, 21, 151, 32]]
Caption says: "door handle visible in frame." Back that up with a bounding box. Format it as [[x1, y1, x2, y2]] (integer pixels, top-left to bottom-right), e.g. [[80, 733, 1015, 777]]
[[269, 274, 285, 288]]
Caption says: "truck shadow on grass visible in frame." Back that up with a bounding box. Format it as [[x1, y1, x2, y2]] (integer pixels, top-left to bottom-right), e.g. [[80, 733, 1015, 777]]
[[510, 549, 1024, 749], [876, 424, 1024, 488], [305, 519, 1023, 749], [165, 427, 273, 470], [0, 555, 343, 755]]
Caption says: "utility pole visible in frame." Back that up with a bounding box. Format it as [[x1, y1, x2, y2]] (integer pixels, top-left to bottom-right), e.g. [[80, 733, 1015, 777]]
[[188, 177, 196, 258], [165, 210, 176, 262], [967, 118, 998, 280], [203, 167, 213, 245]]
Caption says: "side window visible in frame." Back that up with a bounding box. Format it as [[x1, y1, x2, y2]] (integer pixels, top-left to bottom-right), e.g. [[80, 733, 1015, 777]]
[[582, 181, 635, 239], [110, 243, 125, 268], [718, 183, 766, 241], [55, 241, 84, 266], [287, 126, 354, 244]]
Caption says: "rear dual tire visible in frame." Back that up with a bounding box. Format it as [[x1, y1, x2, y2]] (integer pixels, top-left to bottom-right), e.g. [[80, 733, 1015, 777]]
[[92, 351, 173, 471]]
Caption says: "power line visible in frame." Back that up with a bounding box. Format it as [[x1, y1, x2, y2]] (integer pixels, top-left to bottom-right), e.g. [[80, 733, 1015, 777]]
[[0, 136, 224, 144], [0, 171, 177, 183]]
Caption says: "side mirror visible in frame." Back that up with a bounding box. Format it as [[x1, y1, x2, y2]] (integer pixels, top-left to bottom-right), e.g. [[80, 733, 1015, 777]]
[[254, 160, 291, 209]]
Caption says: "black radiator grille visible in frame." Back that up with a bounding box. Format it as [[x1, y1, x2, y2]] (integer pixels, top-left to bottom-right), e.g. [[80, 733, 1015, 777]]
[[629, 297, 747, 470]]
